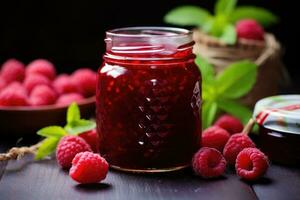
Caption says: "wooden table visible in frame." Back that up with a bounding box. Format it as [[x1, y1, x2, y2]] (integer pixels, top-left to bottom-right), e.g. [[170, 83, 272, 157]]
[[1, 141, 300, 200]]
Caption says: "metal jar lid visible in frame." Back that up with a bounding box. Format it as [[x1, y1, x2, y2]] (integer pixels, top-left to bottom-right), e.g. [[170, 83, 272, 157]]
[[253, 95, 300, 134]]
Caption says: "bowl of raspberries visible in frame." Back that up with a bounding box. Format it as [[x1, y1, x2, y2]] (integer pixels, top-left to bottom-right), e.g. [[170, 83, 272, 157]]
[[0, 58, 97, 137]]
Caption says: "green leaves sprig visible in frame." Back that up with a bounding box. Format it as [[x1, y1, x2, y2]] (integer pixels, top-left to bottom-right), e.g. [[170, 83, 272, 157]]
[[164, 0, 278, 44], [196, 55, 256, 128], [35, 103, 96, 160]]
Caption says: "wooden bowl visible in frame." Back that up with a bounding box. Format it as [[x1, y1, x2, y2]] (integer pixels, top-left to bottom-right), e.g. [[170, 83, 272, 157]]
[[0, 97, 96, 138]]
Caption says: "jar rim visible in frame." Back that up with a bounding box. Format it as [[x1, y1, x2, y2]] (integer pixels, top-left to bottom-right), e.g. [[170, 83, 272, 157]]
[[106, 26, 192, 38]]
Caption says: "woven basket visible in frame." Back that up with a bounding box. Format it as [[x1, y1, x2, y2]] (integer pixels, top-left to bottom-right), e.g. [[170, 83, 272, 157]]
[[193, 29, 285, 107]]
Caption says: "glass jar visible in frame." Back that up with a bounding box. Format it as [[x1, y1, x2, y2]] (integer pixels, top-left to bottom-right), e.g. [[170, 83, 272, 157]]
[[96, 27, 201, 172], [253, 95, 300, 166]]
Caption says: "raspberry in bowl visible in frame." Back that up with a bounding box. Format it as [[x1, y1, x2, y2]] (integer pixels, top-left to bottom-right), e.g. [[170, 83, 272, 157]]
[[96, 27, 202, 172], [0, 58, 96, 137]]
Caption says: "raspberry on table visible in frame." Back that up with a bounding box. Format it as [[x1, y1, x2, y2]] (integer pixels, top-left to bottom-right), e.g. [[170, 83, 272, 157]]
[[23, 74, 51, 94], [0, 59, 25, 83], [0, 82, 28, 106], [56, 136, 92, 168], [56, 93, 84, 106], [223, 133, 256, 165], [29, 85, 57, 106], [236, 148, 269, 181], [70, 151, 109, 184], [214, 114, 244, 134], [52, 74, 78, 95], [0, 78, 7, 91], [201, 126, 230, 152], [236, 19, 265, 41], [79, 129, 100, 153], [26, 59, 56, 80], [192, 147, 227, 178], [71, 68, 97, 97]]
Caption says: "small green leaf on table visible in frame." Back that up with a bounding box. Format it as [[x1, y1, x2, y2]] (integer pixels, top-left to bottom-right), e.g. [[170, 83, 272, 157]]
[[65, 119, 96, 135], [215, 0, 237, 16], [220, 24, 236, 45], [67, 102, 81, 125], [37, 126, 66, 138], [35, 137, 60, 160], [202, 101, 218, 129]]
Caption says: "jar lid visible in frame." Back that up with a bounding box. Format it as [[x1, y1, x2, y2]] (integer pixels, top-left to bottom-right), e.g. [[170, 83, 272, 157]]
[[253, 95, 300, 134]]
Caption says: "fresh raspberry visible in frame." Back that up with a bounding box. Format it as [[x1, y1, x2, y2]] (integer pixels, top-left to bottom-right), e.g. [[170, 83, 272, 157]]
[[0, 59, 25, 83], [214, 114, 244, 134], [52, 74, 78, 95], [223, 133, 256, 165], [72, 68, 96, 97], [0, 77, 6, 91], [29, 85, 57, 106], [23, 74, 51, 94], [236, 19, 265, 41], [79, 129, 99, 153], [236, 148, 269, 181], [56, 136, 92, 168], [26, 59, 56, 80], [70, 151, 109, 184], [192, 147, 227, 178], [0, 82, 28, 106], [202, 126, 230, 152], [56, 93, 84, 106]]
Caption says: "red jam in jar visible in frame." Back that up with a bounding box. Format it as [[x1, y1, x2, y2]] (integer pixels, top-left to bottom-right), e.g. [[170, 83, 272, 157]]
[[254, 95, 300, 166], [96, 27, 201, 172]]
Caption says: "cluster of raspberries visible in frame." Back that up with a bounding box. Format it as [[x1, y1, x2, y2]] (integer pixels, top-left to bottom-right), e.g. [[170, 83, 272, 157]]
[[56, 129, 109, 184], [192, 115, 269, 181], [0, 59, 97, 107]]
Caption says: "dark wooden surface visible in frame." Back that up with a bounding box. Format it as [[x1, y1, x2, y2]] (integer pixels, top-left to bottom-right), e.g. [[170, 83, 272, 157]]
[[0, 143, 300, 200]]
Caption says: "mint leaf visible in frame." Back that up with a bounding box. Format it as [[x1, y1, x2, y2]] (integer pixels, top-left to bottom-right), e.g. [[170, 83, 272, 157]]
[[217, 99, 252, 124], [164, 5, 212, 27], [67, 102, 80, 125], [65, 119, 96, 135], [220, 24, 236, 45], [35, 137, 59, 160], [216, 60, 257, 99], [195, 55, 215, 84], [209, 15, 228, 37], [202, 101, 218, 129], [230, 6, 278, 27], [37, 126, 66, 138], [215, 0, 237, 16]]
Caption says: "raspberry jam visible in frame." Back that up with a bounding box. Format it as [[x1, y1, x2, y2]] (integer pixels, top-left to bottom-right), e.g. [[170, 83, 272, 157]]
[[96, 27, 201, 172]]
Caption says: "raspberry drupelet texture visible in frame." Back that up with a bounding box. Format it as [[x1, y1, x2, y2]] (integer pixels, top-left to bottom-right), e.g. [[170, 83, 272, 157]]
[[79, 129, 100, 153], [56, 93, 84, 106], [23, 74, 51, 94], [236, 148, 269, 181], [72, 68, 96, 97], [29, 85, 57, 106], [223, 133, 256, 165], [192, 147, 227, 178], [26, 59, 56, 80], [52, 74, 78, 95], [214, 114, 244, 134], [0, 82, 28, 106], [0, 78, 7, 91], [56, 136, 92, 168], [202, 126, 230, 152], [70, 151, 109, 184], [236, 19, 265, 41], [0, 59, 25, 83]]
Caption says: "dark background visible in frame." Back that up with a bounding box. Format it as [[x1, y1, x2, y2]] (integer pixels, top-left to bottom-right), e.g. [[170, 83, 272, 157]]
[[0, 0, 299, 90]]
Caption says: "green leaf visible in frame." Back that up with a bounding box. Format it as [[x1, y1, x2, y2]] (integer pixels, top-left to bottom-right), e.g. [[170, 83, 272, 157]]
[[37, 126, 66, 138], [67, 103, 80, 125], [35, 137, 59, 160], [195, 55, 215, 84], [202, 101, 218, 129], [219, 24, 236, 44], [209, 15, 229, 37], [65, 119, 96, 135], [215, 0, 237, 16], [217, 99, 252, 124], [216, 60, 257, 99], [229, 6, 278, 27], [164, 5, 212, 27]]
